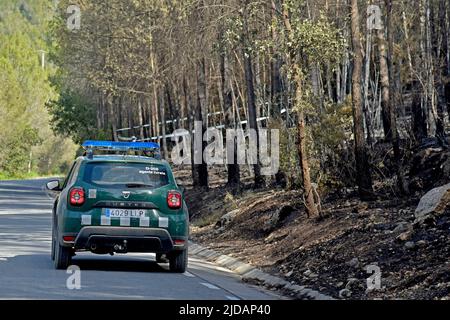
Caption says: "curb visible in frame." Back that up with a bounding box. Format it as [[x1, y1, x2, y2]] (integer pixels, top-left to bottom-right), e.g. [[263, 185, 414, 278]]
[[189, 242, 335, 300]]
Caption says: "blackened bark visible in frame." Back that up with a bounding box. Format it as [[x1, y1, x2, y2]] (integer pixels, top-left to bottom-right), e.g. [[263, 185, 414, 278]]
[[165, 84, 175, 133], [106, 92, 118, 142], [158, 89, 168, 159], [243, 50, 264, 188], [194, 58, 209, 188], [377, 13, 393, 141], [412, 82, 428, 142], [350, 0, 374, 200], [242, 2, 264, 188], [445, 81, 450, 123], [383, 0, 409, 194], [220, 45, 240, 190], [182, 77, 197, 186], [138, 97, 145, 140]]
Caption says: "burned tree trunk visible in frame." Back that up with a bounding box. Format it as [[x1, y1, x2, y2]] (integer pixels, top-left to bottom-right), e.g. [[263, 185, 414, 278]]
[[381, 0, 409, 194], [377, 7, 393, 142], [193, 58, 209, 188], [221, 46, 240, 190], [350, 0, 374, 200], [242, 2, 264, 188], [106, 92, 119, 142]]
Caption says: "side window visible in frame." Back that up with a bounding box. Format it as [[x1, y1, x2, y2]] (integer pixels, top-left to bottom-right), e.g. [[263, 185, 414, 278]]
[[62, 162, 77, 189], [68, 161, 82, 186]]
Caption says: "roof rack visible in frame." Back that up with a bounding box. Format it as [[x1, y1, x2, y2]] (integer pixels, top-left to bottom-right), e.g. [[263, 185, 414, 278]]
[[82, 140, 161, 160]]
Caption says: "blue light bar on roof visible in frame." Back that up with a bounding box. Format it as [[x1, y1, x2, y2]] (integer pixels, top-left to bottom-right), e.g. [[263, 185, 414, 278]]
[[82, 140, 160, 151]]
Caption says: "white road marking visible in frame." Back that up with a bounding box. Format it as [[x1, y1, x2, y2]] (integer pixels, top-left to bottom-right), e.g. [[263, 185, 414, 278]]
[[200, 282, 221, 290], [183, 272, 196, 278], [226, 295, 240, 300], [215, 266, 233, 273]]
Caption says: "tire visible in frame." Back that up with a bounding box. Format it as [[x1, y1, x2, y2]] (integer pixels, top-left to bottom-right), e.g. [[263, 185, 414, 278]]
[[51, 222, 56, 261], [169, 249, 188, 273], [51, 236, 55, 261], [54, 238, 72, 270]]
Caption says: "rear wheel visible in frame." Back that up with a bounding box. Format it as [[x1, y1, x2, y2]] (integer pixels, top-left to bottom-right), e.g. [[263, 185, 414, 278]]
[[169, 249, 188, 273], [51, 231, 56, 261], [54, 237, 72, 269]]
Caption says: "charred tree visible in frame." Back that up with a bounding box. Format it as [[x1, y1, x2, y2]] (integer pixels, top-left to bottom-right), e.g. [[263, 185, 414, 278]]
[[350, 0, 374, 200]]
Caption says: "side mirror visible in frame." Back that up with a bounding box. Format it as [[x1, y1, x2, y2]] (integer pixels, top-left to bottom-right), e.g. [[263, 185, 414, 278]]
[[46, 180, 62, 192]]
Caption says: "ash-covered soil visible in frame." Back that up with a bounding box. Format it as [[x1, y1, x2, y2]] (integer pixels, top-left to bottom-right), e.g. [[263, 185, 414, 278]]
[[177, 166, 450, 300]]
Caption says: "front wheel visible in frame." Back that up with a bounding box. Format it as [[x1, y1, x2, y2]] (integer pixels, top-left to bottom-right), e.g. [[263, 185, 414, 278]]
[[169, 249, 188, 273]]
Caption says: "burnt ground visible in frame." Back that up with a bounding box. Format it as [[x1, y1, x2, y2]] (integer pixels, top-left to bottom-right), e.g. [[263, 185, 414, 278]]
[[174, 167, 450, 300]]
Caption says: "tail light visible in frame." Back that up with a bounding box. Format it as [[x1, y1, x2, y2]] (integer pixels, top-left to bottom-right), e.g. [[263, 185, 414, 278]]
[[70, 187, 85, 206], [167, 191, 182, 209]]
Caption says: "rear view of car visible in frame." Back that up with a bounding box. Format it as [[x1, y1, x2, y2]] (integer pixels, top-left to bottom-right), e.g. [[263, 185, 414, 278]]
[[47, 141, 189, 273]]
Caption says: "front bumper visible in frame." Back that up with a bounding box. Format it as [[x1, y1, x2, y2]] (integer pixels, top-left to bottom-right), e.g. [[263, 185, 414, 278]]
[[69, 227, 186, 253]]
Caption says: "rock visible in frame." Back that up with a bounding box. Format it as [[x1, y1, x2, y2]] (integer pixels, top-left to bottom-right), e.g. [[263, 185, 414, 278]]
[[396, 230, 413, 242], [275, 171, 287, 188], [339, 289, 352, 299], [345, 278, 362, 290], [285, 271, 293, 277], [409, 146, 450, 192], [365, 288, 374, 294], [414, 183, 450, 225], [353, 202, 369, 213], [405, 241, 416, 250], [416, 240, 428, 248], [264, 205, 296, 231], [365, 223, 374, 231], [303, 269, 318, 278], [215, 209, 239, 229], [393, 221, 411, 234], [347, 258, 360, 268], [264, 231, 288, 244]]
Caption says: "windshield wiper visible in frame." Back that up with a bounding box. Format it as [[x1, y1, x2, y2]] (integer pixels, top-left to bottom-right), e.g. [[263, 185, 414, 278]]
[[125, 183, 154, 189]]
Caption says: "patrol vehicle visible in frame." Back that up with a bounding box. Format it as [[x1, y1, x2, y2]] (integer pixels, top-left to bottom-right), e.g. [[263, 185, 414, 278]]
[[46, 141, 189, 272]]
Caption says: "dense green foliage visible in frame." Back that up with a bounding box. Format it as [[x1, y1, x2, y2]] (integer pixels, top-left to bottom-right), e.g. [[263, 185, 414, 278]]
[[46, 89, 107, 144], [0, 0, 77, 178]]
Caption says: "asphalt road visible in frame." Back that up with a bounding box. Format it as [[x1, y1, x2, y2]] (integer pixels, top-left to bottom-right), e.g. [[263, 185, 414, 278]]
[[0, 179, 280, 300]]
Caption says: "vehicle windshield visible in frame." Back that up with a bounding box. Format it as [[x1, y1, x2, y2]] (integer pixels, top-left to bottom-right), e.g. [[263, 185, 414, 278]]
[[83, 162, 169, 188]]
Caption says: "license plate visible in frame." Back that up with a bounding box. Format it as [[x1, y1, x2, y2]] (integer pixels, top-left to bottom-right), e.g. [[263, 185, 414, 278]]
[[104, 208, 147, 218]]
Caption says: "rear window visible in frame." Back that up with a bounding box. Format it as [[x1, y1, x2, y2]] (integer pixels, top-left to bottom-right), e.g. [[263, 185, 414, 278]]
[[83, 162, 169, 188]]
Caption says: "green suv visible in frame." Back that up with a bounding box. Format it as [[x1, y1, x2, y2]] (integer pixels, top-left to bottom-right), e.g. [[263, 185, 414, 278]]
[[46, 141, 189, 273]]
